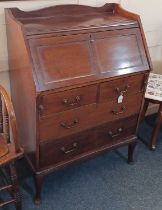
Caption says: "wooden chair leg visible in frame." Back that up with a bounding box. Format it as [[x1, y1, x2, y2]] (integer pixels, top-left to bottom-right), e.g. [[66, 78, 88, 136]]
[[9, 162, 22, 210], [150, 104, 162, 151], [140, 98, 149, 122]]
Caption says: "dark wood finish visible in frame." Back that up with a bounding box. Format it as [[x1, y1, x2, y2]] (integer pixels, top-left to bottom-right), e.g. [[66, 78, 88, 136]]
[[140, 97, 150, 122], [151, 104, 162, 150], [39, 115, 138, 168], [39, 93, 142, 142], [141, 98, 162, 150], [39, 84, 97, 116], [0, 85, 24, 210], [5, 3, 151, 203], [34, 174, 44, 205], [29, 34, 97, 91], [100, 74, 146, 103], [92, 29, 149, 75]]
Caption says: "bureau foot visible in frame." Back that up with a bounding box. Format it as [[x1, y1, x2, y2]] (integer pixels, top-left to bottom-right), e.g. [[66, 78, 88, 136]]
[[34, 175, 44, 205], [128, 143, 137, 164], [150, 145, 156, 151]]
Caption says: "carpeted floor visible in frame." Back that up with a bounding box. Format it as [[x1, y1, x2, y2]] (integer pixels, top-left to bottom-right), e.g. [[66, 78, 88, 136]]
[[2, 114, 162, 210]]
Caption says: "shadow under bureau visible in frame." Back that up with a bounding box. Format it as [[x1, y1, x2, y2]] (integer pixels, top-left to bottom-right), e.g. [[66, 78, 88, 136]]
[[5, 3, 151, 203]]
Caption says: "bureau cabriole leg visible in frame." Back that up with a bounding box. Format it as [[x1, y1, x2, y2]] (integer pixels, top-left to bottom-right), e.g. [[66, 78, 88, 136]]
[[128, 143, 137, 164], [34, 174, 44, 205]]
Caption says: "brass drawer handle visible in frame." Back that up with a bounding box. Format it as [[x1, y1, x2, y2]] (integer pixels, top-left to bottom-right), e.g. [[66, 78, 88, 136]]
[[62, 96, 81, 107], [60, 142, 77, 154], [115, 85, 130, 95], [112, 105, 126, 115], [60, 118, 79, 129], [108, 128, 123, 138]]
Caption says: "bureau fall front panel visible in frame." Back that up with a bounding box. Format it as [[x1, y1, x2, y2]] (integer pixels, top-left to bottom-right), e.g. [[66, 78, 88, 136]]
[[29, 29, 149, 91], [29, 34, 96, 91], [92, 28, 149, 75]]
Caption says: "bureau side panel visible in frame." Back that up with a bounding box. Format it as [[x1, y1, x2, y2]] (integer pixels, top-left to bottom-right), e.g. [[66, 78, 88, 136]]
[[5, 10, 37, 164]]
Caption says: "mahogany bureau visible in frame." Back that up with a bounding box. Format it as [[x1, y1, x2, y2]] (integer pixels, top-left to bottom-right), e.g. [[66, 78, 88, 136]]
[[5, 3, 152, 203]]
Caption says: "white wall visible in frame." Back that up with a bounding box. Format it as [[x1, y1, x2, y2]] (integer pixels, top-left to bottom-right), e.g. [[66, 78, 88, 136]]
[[0, 0, 162, 93], [122, 0, 162, 75]]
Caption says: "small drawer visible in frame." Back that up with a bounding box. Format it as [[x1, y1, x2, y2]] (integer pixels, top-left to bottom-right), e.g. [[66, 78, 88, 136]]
[[98, 93, 143, 123], [96, 114, 138, 145], [99, 74, 147, 103], [38, 85, 97, 116]]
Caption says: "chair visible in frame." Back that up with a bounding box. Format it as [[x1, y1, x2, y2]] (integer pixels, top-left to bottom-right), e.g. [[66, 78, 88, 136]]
[[141, 98, 162, 150], [140, 73, 162, 150], [0, 85, 24, 209]]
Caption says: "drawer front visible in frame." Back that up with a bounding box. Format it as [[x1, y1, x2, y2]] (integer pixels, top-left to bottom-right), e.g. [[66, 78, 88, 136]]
[[96, 115, 138, 145], [39, 85, 97, 116], [39, 115, 138, 168], [39, 93, 142, 142], [99, 73, 146, 103], [39, 104, 97, 142], [39, 132, 95, 168], [96, 92, 143, 124]]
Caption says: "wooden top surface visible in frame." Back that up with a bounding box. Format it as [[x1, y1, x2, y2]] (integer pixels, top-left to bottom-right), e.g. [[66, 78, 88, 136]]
[[7, 4, 138, 36], [21, 14, 137, 36]]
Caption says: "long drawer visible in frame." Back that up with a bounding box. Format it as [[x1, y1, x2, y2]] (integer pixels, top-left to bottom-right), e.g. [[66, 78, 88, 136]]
[[39, 93, 142, 142], [39, 115, 138, 168]]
